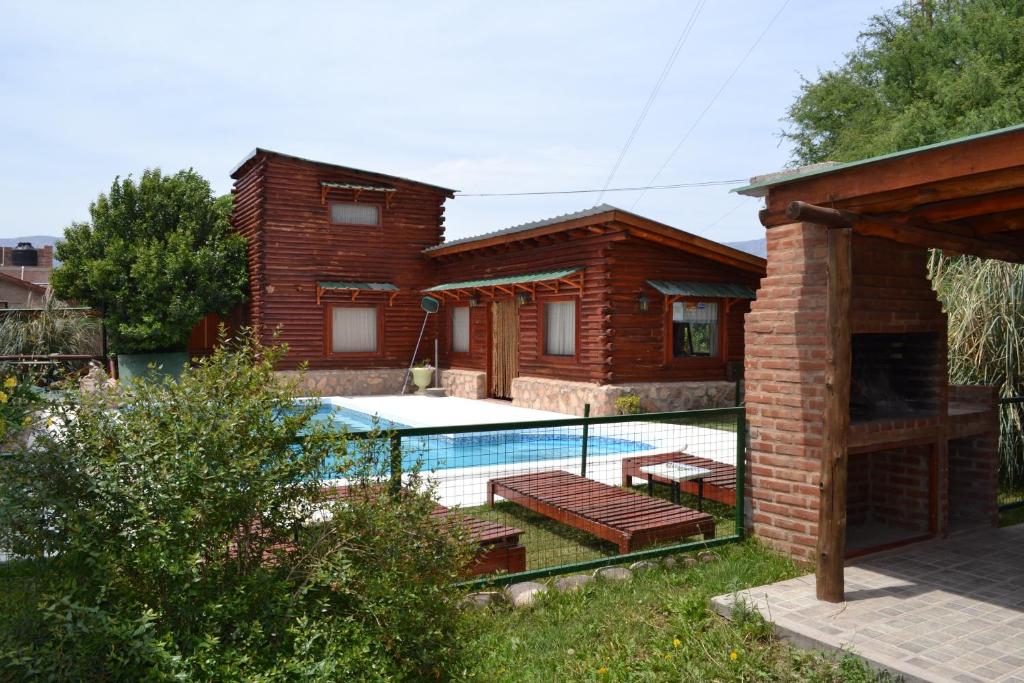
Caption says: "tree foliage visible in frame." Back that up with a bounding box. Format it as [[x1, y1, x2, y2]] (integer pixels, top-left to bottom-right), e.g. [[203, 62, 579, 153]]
[[0, 333, 472, 680], [50, 169, 248, 354], [785, 0, 1024, 165], [784, 0, 1024, 485]]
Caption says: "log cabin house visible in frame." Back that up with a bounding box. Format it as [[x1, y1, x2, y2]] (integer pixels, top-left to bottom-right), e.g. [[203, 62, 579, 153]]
[[228, 148, 766, 415]]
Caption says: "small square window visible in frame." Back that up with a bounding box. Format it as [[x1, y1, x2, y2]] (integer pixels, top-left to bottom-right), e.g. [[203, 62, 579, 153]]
[[329, 202, 380, 226], [451, 307, 470, 353], [672, 301, 718, 357], [331, 306, 379, 353]]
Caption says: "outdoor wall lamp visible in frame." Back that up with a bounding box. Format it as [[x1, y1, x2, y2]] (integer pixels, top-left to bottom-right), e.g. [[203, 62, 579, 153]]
[[517, 292, 531, 305], [637, 292, 650, 312], [469, 294, 481, 307]]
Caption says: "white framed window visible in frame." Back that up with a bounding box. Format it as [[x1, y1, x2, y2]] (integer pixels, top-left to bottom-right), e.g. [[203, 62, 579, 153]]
[[329, 202, 380, 226], [330, 306, 379, 353], [451, 306, 470, 353], [543, 300, 576, 357], [672, 301, 718, 357]]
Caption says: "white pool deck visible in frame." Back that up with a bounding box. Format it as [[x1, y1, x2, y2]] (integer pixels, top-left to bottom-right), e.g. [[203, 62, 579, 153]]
[[321, 395, 739, 508]]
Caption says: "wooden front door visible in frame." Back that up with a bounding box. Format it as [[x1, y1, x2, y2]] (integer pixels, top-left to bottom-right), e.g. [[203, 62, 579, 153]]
[[490, 300, 519, 399]]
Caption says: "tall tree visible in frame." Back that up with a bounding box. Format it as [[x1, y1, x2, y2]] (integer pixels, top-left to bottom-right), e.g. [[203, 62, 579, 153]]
[[784, 0, 1024, 484], [51, 170, 248, 354]]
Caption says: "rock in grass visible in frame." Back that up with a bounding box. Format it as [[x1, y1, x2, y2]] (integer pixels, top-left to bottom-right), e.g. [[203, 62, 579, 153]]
[[662, 556, 678, 569], [629, 560, 658, 573], [593, 566, 632, 581], [681, 556, 698, 569], [505, 581, 547, 608], [552, 574, 593, 592], [698, 550, 719, 563], [460, 591, 503, 609]]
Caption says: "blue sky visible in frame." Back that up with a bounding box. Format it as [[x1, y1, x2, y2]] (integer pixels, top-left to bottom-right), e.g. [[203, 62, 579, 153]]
[[0, 1, 894, 243]]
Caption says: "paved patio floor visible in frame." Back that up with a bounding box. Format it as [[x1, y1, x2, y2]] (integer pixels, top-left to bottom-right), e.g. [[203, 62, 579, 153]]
[[711, 524, 1024, 683]]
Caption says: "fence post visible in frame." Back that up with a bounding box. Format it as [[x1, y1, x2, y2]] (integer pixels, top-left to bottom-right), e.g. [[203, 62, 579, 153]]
[[389, 433, 402, 495], [735, 406, 746, 539], [580, 403, 591, 478]]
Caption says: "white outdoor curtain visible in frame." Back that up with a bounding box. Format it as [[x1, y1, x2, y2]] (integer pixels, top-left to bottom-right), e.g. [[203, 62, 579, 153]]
[[544, 301, 576, 356], [330, 202, 380, 226], [672, 301, 718, 355], [451, 307, 470, 353], [331, 307, 378, 352]]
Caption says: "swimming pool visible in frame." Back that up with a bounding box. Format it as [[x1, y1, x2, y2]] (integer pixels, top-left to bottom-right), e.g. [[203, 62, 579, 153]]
[[311, 402, 653, 472]]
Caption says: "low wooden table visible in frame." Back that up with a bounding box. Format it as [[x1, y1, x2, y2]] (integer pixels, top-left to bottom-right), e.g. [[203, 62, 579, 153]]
[[621, 453, 737, 507], [639, 462, 712, 509]]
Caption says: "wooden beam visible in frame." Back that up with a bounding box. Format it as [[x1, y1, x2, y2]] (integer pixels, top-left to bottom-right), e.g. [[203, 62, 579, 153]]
[[901, 187, 1024, 223], [786, 201, 1024, 263], [816, 226, 852, 603]]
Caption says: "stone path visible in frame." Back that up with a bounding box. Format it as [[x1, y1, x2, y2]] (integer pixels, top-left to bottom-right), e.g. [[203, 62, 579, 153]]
[[711, 525, 1024, 683]]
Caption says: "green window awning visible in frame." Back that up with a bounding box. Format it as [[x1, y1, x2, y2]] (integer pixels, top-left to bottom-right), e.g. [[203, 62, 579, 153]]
[[316, 281, 399, 305], [425, 267, 582, 294], [646, 280, 756, 299]]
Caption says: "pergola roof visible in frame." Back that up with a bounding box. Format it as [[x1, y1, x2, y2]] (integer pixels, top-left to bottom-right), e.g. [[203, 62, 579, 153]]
[[646, 280, 757, 299], [737, 124, 1024, 263], [315, 281, 399, 305], [424, 268, 584, 300]]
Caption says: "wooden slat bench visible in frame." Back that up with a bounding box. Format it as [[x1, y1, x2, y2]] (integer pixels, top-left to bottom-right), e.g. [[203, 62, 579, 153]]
[[621, 453, 737, 506], [487, 470, 715, 554], [325, 485, 525, 576]]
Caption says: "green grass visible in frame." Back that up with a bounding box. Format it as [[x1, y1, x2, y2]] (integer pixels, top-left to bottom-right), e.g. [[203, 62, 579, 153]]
[[456, 539, 897, 682], [462, 486, 736, 571]]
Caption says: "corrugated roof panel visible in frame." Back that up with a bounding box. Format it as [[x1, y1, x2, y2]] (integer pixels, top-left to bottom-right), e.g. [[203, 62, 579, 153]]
[[317, 281, 398, 291], [423, 205, 618, 253], [646, 280, 756, 299], [425, 268, 582, 292]]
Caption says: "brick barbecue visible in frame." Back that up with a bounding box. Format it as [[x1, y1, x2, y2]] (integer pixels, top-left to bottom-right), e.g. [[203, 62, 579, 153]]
[[744, 222, 999, 562]]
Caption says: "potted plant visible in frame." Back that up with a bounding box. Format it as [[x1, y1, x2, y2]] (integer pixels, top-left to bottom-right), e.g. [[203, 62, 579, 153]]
[[51, 170, 248, 381], [410, 360, 435, 394]]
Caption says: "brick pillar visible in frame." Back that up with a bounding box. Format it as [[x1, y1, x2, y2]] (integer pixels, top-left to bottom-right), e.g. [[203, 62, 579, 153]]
[[744, 222, 827, 562]]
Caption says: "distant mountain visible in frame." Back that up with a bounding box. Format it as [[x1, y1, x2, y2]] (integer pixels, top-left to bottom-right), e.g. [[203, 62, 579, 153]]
[[725, 238, 766, 258]]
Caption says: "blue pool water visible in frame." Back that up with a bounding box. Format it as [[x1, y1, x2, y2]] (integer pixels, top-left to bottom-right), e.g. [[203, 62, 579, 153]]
[[312, 403, 652, 472]]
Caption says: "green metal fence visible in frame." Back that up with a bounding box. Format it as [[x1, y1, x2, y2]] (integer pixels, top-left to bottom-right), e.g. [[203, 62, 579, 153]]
[[345, 406, 746, 588], [999, 397, 1024, 516]]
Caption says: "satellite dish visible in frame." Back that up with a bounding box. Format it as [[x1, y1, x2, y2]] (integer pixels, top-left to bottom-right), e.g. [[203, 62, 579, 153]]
[[420, 296, 440, 314]]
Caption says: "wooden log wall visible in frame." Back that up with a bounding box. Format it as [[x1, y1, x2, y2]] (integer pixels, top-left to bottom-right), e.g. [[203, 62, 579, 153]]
[[432, 231, 622, 384], [606, 238, 761, 383], [231, 153, 449, 370]]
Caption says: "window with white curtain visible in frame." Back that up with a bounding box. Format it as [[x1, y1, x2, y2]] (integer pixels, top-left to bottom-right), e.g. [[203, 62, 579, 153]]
[[329, 202, 380, 226], [544, 300, 576, 356], [331, 306, 379, 353], [672, 301, 718, 357], [451, 307, 470, 353]]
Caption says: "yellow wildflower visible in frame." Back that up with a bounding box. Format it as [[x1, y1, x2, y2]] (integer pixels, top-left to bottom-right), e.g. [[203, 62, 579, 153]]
[[4, 376, 16, 389], [0, 391, 8, 404], [597, 667, 608, 675], [673, 637, 681, 648], [730, 650, 738, 661], [21, 416, 32, 426]]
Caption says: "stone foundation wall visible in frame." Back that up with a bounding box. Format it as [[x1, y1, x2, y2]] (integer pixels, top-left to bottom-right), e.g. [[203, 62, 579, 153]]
[[278, 368, 408, 397], [510, 376, 737, 416], [442, 368, 487, 399]]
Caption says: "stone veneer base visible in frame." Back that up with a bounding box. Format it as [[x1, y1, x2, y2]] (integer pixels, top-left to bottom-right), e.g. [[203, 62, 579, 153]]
[[278, 368, 409, 397], [510, 376, 736, 416]]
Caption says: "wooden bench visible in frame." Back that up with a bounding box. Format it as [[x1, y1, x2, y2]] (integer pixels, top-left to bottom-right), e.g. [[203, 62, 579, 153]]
[[487, 470, 715, 554], [621, 452, 736, 506]]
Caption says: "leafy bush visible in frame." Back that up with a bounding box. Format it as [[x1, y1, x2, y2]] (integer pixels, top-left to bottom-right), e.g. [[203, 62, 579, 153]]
[[50, 169, 248, 354], [0, 333, 472, 681], [615, 393, 643, 416]]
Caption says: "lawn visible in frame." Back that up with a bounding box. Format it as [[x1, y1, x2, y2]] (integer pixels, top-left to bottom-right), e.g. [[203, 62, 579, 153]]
[[456, 539, 897, 682]]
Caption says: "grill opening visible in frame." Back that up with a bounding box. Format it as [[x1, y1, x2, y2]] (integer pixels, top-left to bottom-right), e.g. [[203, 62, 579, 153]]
[[850, 332, 940, 423]]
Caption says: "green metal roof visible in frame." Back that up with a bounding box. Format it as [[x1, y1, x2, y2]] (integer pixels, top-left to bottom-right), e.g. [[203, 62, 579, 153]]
[[317, 281, 398, 291], [425, 268, 582, 292], [647, 280, 756, 299], [733, 122, 1024, 197]]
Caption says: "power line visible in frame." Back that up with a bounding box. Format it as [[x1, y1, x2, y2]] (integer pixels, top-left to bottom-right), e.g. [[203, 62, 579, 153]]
[[455, 178, 745, 198], [703, 200, 746, 231], [631, 0, 792, 209], [596, 0, 707, 204]]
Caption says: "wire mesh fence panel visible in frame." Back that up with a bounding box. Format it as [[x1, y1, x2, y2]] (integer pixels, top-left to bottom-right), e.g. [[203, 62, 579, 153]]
[[334, 407, 744, 584], [998, 398, 1024, 519]]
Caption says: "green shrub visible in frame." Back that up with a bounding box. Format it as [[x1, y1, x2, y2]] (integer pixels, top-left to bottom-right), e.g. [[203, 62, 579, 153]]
[[0, 332, 472, 681], [615, 393, 643, 415]]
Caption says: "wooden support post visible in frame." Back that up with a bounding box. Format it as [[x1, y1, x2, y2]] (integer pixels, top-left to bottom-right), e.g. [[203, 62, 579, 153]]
[[816, 225, 852, 603]]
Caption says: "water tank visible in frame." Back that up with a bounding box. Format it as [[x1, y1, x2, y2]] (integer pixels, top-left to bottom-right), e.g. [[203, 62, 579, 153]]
[[11, 242, 38, 266]]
